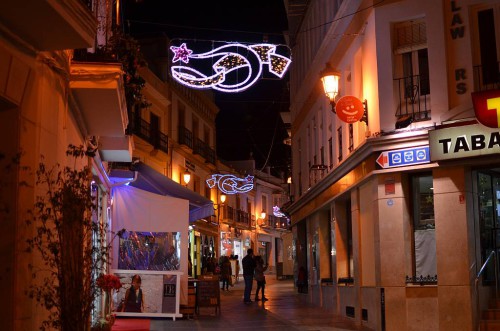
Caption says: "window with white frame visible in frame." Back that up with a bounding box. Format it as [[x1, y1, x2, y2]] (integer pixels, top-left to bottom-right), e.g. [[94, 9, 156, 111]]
[[393, 19, 430, 121]]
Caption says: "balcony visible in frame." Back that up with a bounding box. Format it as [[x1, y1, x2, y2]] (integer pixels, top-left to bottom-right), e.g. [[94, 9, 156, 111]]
[[235, 210, 251, 228], [128, 116, 168, 154], [219, 206, 252, 229], [70, 62, 132, 162], [0, 0, 96, 52], [394, 74, 431, 128], [178, 126, 216, 165], [178, 126, 193, 149], [194, 137, 216, 165], [219, 205, 234, 224], [473, 62, 500, 92], [262, 215, 290, 231]]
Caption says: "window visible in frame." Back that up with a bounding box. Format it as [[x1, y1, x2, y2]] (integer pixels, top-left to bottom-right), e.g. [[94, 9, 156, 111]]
[[337, 197, 354, 284], [346, 200, 353, 278], [203, 125, 210, 145], [393, 19, 431, 121], [477, 171, 500, 283], [348, 124, 353, 152], [401, 49, 430, 98], [247, 200, 252, 214], [337, 127, 343, 162], [298, 137, 302, 191], [193, 176, 200, 194], [192, 116, 199, 140], [471, 4, 500, 91], [178, 103, 185, 127], [329, 138, 333, 169], [308, 161, 311, 187], [261, 195, 267, 215], [407, 173, 437, 284], [204, 185, 211, 199], [298, 171, 302, 196], [150, 113, 160, 148]]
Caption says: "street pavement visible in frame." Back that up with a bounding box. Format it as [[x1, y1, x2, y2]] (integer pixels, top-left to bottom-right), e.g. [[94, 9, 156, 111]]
[[132, 276, 370, 331]]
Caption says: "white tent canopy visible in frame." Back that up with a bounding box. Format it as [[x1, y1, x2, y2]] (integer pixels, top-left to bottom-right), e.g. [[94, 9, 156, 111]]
[[111, 185, 189, 305]]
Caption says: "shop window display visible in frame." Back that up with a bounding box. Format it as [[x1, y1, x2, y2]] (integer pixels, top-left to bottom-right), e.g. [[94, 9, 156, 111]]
[[118, 231, 181, 271]]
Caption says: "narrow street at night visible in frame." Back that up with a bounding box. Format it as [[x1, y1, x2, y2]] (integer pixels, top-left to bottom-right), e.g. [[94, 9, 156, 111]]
[[113, 277, 369, 331]]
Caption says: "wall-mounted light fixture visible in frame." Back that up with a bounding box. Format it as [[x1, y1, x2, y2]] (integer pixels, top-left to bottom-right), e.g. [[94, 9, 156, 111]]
[[320, 63, 340, 113], [183, 169, 191, 186], [213, 193, 226, 215]]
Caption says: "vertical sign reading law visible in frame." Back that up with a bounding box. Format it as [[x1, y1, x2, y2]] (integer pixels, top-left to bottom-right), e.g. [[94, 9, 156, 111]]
[[162, 274, 177, 313]]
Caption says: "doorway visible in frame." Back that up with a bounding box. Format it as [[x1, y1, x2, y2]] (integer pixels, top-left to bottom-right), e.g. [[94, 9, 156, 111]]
[[477, 171, 500, 284]]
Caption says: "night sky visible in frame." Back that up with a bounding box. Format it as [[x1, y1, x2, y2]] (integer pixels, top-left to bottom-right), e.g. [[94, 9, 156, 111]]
[[122, 0, 291, 177]]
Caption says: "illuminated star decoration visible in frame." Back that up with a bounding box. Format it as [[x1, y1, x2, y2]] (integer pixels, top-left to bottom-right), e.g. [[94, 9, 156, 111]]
[[170, 41, 292, 93], [206, 174, 254, 194], [170, 43, 193, 64]]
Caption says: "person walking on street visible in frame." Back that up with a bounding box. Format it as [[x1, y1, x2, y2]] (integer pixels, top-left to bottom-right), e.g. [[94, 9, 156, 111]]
[[254, 255, 268, 301], [242, 248, 256, 303], [220, 256, 232, 291]]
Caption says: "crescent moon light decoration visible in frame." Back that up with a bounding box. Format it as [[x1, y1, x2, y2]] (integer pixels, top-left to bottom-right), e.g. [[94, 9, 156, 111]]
[[170, 41, 292, 93], [206, 174, 254, 194]]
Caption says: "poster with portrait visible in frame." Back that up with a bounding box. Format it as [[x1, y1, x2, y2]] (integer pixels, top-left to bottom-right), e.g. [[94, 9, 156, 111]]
[[113, 270, 182, 317]]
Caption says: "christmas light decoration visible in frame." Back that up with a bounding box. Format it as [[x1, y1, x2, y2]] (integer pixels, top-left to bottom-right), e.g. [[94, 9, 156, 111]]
[[169, 41, 292, 93], [170, 43, 193, 63], [206, 174, 254, 194], [273, 206, 287, 218]]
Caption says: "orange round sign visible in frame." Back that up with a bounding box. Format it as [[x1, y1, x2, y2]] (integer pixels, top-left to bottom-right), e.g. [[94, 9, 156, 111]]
[[335, 96, 364, 123]]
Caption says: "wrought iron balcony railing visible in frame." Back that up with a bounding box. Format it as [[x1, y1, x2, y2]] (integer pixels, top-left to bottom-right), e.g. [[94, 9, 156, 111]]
[[127, 116, 168, 154], [220, 205, 235, 222], [261, 215, 290, 230], [473, 61, 500, 92], [178, 126, 216, 165], [178, 126, 193, 149], [235, 210, 251, 227], [393, 74, 431, 126]]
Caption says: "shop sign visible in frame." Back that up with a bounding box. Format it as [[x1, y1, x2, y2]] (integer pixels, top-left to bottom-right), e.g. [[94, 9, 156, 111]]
[[335, 95, 364, 123], [429, 124, 500, 161], [472, 89, 500, 128]]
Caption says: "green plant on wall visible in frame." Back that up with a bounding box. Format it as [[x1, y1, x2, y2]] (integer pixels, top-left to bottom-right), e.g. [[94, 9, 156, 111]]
[[105, 29, 150, 111], [25, 145, 124, 331]]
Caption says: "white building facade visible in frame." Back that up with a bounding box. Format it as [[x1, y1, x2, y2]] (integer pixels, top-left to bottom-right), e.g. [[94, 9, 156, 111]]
[[285, 0, 500, 330]]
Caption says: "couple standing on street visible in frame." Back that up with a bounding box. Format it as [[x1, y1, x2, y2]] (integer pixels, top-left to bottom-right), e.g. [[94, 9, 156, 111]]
[[242, 248, 268, 303]]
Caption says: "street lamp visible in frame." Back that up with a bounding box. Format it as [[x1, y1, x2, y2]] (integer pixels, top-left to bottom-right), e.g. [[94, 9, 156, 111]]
[[214, 193, 226, 258], [183, 169, 191, 186], [320, 63, 340, 113], [258, 210, 266, 228]]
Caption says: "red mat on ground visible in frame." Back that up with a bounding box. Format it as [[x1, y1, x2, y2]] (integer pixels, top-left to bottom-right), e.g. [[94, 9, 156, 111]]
[[111, 318, 150, 331]]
